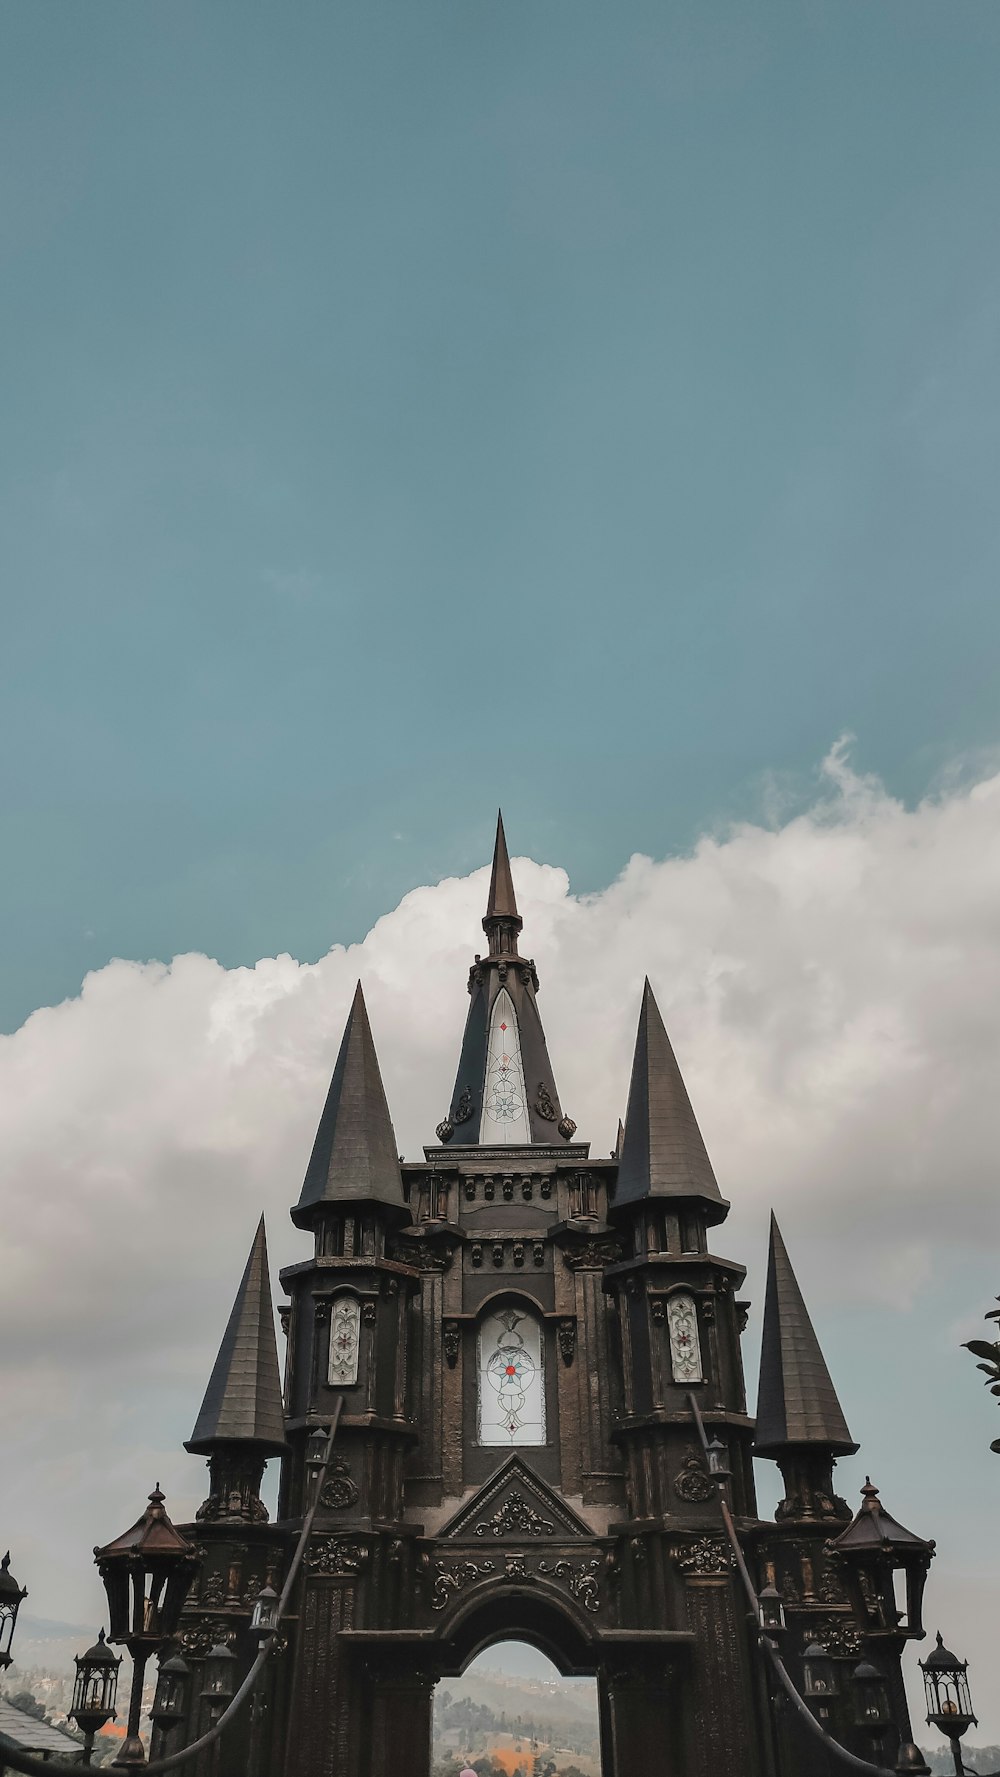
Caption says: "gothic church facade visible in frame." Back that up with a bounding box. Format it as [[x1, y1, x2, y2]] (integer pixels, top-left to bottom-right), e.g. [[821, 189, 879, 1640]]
[[156, 817, 934, 1777]]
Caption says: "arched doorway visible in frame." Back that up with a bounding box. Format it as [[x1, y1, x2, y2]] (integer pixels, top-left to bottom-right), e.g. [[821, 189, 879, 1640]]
[[432, 1639, 602, 1777]]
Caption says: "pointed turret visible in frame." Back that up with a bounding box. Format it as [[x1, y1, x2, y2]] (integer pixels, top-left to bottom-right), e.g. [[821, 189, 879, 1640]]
[[438, 815, 574, 1147], [186, 1218, 287, 1456], [614, 979, 725, 1215], [755, 1215, 856, 1457], [293, 981, 406, 1225]]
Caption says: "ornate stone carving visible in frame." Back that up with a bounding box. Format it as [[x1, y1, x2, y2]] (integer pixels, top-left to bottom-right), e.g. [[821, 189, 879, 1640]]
[[538, 1557, 601, 1613], [535, 1083, 557, 1121], [513, 1241, 524, 1266], [492, 1243, 504, 1268], [474, 1492, 555, 1538], [673, 1537, 736, 1577], [533, 1242, 545, 1267], [361, 1300, 378, 1325], [306, 1537, 368, 1577], [558, 1318, 576, 1365], [179, 1619, 235, 1657], [673, 1451, 714, 1504], [443, 1320, 461, 1367], [201, 1571, 225, 1605], [319, 1456, 359, 1512], [454, 1088, 475, 1125], [562, 1238, 623, 1271], [810, 1617, 862, 1658], [471, 1244, 483, 1267], [427, 1556, 496, 1610]]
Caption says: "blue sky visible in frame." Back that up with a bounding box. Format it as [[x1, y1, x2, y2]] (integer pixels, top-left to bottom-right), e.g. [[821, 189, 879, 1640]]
[[3, 1, 1000, 1742], [3, 0, 1000, 1031]]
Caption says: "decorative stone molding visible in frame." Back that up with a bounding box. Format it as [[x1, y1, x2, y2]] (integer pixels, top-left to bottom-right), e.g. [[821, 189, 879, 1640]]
[[306, 1537, 369, 1577], [673, 1451, 714, 1504], [473, 1492, 554, 1539], [319, 1456, 359, 1512], [672, 1536, 736, 1577]]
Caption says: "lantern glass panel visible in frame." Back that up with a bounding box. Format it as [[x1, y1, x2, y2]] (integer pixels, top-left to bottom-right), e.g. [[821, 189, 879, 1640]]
[[852, 1663, 890, 1731], [803, 1644, 838, 1699]]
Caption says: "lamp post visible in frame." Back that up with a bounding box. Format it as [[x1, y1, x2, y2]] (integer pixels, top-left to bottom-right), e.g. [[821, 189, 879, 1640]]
[[920, 1633, 977, 1777], [70, 1629, 121, 1760], [0, 1554, 27, 1673], [802, 1641, 839, 1726], [94, 1485, 200, 1768]]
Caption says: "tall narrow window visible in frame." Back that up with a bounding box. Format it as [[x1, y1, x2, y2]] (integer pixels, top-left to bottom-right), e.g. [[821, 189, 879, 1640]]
[[666, 1293, 704, 1383], [478, 1307, 545, 1445], [328, 1295, 362, 1387], [479, 989, 532, 1145]]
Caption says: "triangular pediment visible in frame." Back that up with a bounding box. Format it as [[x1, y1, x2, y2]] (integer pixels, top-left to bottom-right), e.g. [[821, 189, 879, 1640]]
[[439, 1457, 593, 1544]]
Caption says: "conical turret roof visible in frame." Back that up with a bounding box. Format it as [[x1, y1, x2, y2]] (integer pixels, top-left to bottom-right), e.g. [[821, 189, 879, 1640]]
[[293, 982, 406, 1224], [613, 980, 725, 1213], [754, 1215, 856, 1456], [186, 1217, 287, 1455]]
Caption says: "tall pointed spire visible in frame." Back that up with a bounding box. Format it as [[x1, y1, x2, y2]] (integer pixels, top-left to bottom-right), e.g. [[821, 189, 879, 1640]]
[[754, 1215, 856, 1455], [293, 982, 405, 1225], [614, 979, 725, 1213], [438, 815, 574, 1146], [186, 1217, 287, 1455], [483, 810, 521, 945]]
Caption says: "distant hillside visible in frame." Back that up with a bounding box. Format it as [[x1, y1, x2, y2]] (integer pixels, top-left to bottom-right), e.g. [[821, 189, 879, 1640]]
[[432, 1666, 601, 1774]]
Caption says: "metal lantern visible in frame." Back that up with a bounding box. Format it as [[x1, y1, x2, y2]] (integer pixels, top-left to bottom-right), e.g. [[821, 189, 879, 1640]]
[[150, 1653, 190, 1729], [0, 1553, 27, 1672], [802, 1642, 838, 1699], [251, 1584, 279, 1640], [757, 1584, 786, 1635], [94, 1486, 200, 1654], [202, 1642, 237, 1706], [920, 1632, 977, 1742], [851, 1660, 891, 1736], [305, 1427, 329, 1470], [94, 1485, 200, 1766], [833, 1480, 934, 1639], [706, 1437, 731, 1482], [70, 1628, 121, 1743]]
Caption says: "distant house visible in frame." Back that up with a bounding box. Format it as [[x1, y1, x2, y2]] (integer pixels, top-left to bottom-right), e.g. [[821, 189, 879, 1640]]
[[0, 1698, 83, 1767]]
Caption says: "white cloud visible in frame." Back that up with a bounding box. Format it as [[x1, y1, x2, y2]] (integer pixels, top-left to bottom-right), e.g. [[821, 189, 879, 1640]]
[[3, 743, 1000, 1731]]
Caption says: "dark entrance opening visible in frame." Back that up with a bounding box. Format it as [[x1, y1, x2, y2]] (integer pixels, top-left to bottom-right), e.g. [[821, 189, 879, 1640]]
[[432, 1639, 602, 1777]]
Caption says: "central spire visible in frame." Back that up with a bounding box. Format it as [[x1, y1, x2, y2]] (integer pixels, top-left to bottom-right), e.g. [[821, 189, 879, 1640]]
[[437, 813, 575, 1147], [482, 810, 522, 955]]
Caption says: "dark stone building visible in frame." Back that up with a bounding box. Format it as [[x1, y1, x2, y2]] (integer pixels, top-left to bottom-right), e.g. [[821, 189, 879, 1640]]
[[156, 816, 935, 1776]]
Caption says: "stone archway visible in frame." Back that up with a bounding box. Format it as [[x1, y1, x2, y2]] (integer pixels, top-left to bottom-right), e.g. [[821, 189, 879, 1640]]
[[432, 1634, 602, 1777]]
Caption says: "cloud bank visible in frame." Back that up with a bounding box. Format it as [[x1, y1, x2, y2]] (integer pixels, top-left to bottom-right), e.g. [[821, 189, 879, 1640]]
[[3, 744, 1000, 1729]]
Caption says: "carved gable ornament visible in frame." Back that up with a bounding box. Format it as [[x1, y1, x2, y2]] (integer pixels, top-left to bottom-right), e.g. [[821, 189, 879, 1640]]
[[438, 1454, 593, 1544]]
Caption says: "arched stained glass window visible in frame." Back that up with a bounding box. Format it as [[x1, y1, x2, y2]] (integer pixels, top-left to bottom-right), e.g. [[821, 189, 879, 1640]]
[[666, 1293, 703, 1383], [478, 1306, 545, 1446], [328, 1295, 362, 1387], [479, 989, 532, 1145]]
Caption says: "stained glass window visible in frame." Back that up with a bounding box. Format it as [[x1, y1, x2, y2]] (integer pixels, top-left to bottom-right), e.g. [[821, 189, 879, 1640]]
[[666, 1293, 704, 1383], [478, 1307, 546, 1445], [328, 1295, 362, 1387], [479, 989, 532, 1145]]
